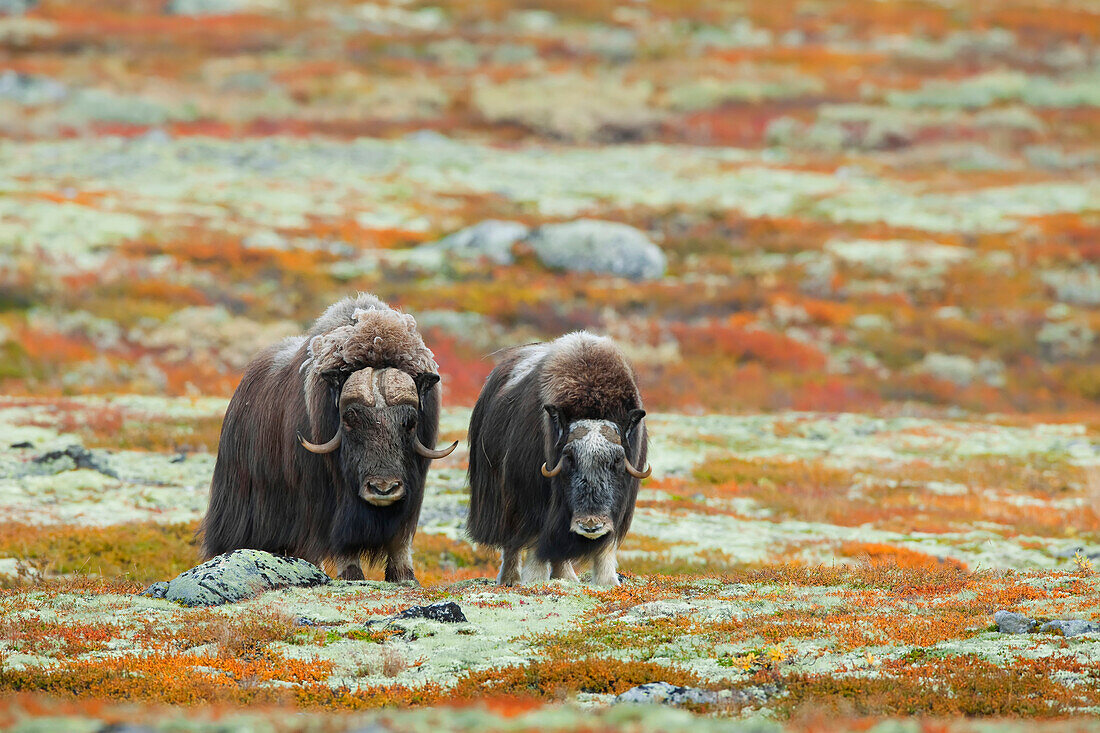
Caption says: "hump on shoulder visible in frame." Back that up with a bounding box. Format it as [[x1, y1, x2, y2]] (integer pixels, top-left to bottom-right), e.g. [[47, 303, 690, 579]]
[[541, 332, 640, 419]]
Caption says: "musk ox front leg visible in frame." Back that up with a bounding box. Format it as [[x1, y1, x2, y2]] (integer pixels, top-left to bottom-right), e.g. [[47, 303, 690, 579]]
[[384, 534, 417, 584], [520, 547, 550, 584], [592, 542, 620, 587], [550, 560, 579, 582], [497, 547, 521, 586]]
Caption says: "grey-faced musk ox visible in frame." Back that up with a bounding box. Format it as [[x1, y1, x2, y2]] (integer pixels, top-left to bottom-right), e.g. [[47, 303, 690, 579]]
[[466, 332, 651, 586], [200, 294, 457, 582]]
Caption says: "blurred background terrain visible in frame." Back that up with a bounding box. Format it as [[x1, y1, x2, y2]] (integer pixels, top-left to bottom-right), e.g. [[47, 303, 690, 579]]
[[1, 0, 1098, 417], [2, 0, 1100, 729]]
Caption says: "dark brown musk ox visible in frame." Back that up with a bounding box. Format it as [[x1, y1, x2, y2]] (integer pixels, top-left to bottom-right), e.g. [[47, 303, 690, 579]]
[[200, 294, 457, 582], [466, 332, 651, 586]]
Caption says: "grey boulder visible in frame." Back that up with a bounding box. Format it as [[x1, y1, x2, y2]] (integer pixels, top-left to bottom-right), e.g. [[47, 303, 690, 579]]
[[616, 681, 718, 705], [166, 0, 257, 14], [1040, 619, 1100, 637], [993, 610, 1036, 634], [0, 0, 35, 14], [433, 220, 529, 265], [526, 219, 666, 280], [147, 549, 329, 607], [0, 71, 68, 106]]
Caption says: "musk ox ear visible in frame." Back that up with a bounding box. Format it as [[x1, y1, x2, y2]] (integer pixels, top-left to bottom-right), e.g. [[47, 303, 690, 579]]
[[625, 408, 646, 442], [413, 372, 440, 402], [544, 404, 567, 446], [320, 367, 348, 389]]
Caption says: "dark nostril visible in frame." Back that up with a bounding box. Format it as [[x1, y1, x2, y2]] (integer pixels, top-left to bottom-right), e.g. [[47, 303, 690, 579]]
[[367, 480, 402, 495]]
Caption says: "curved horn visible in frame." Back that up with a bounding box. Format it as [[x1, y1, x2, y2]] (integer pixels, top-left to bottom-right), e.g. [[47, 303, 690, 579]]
[[541, 455, 565, 478], [413, 434, 458, 460], [623, 455, 652, 479], [297, 428, 342, 454]]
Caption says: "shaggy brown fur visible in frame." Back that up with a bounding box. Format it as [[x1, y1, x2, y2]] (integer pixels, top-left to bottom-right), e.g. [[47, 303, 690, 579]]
[[302, 297, 437, 435], [539, 332, 640, 420], [467, 331, 648, 583], [201, 294, 443, 582]]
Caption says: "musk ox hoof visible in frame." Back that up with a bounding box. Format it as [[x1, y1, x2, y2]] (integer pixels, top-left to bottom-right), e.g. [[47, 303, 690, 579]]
[[149, 549, 330, 607], [339, 564, 365, 581]]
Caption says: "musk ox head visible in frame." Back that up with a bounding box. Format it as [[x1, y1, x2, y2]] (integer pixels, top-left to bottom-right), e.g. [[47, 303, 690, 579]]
[[298, 367, 456, 507], [541, 406, 649, 539]]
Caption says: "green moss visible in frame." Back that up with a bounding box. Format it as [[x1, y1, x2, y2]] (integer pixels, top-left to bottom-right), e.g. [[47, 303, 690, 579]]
[[0, 341, 29, 379]]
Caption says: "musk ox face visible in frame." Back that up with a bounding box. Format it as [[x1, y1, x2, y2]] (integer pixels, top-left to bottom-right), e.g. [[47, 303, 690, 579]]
[[298, 367, 456, 507], [542, 407, 649, 540], [338, 368, 422, 506]]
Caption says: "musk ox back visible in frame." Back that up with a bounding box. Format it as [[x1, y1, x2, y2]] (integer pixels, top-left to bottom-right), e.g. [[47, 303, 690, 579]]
[[466, 332, 650, 586], [201, 294, 456, 582]]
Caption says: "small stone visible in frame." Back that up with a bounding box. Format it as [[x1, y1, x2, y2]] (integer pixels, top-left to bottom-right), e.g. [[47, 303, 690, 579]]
[[9, 441, 33, 449], [616, 681, 719, 705], [1040, 619, 1100, 637], [33, 445, 119, 479], [994, 610, 1036, 634], [393, 601, 467, 623]]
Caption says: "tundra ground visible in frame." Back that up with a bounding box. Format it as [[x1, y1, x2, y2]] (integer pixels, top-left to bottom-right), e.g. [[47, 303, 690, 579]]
[[1, 399, 1098, 730]]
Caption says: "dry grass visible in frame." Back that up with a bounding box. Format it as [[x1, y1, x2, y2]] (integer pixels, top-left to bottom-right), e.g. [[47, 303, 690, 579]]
[[0, 522, 201, 585]]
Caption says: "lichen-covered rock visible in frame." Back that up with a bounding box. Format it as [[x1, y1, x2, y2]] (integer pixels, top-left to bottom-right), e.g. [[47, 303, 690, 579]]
[[431, 220, 529, 265], [1040, 619, 1100, 637], [0, 0, 35, 14], [917, 353, 1006, 388], [140, 581, 169, 599], [0, 70, 67, 105], [994, 610, 1036, 634], [1041, 267, 1100, 307], [58, 89, 186, 126], [525, 219, 666, 280], [157, 549, 329, 607], [394, 601, 468, 623], [166, 0, 285, 15], [32, 445, 119, 479], [1036, 318, 1095, 360], [616, 681, 718, 705]]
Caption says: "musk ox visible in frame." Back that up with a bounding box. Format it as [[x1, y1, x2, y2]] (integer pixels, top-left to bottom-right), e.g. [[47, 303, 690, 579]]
[[200, 294, 457, 582], [466, 332, 651, 586]]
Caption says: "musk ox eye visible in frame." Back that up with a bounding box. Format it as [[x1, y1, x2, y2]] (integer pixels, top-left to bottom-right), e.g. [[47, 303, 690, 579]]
[[404, 414, 418, 432], [342, 410, 362, 430]]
